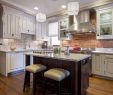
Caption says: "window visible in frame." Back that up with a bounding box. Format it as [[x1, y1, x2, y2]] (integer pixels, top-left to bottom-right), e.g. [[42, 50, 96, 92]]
[[48, 22, 60, 46]]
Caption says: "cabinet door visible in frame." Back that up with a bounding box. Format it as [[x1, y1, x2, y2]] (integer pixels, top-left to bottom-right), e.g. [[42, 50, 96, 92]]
[[104, 56, 113, 77], [3, 5, 21, 39], [92, 54, 103, 75], [10, 53, 18, 70], [36, 22, 47, 40], [16, 52, 24, 69], [9, 52, 24, 72], [11, 15, 21, 39], [3, 14, 12, 38], [96, 8, 113, 39], [20, 15, 35, 35]]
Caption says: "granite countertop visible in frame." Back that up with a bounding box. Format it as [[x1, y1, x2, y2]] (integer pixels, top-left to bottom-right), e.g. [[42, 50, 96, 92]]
[[25, 53, 91, 62]]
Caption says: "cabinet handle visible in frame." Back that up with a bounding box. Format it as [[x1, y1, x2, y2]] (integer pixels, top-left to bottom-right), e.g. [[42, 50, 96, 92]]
[[28, 30, 29, 32], [97, 34, 99, 36], [12, 34, 14, 36]]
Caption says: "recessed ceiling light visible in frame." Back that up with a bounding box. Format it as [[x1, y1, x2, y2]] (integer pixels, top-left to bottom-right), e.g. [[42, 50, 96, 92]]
[[61, 5, 67, 9], [34, 6, 38, 10]]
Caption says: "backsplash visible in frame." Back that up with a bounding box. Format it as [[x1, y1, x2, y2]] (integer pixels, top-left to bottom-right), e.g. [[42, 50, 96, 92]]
[[0, 34, 43, 50], [62, 33, 113, 48]]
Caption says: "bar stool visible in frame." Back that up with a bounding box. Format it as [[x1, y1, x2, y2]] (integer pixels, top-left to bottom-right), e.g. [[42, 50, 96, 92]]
[[23, 64, 47, 95], [44, 68, 70, 95]]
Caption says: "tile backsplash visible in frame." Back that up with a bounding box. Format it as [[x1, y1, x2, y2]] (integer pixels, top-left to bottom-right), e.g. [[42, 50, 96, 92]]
[[62, 33, 113, 48], [0, 34, 43, 50]]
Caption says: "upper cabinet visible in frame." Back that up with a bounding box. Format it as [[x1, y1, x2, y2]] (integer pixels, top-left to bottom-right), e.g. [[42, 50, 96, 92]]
[[58, 16, 69, 40], [36, 22, 48, 40], [20, 14, 36, 35], [0, 4, 36, 39], [96, 7, 113, 39], [2, 5, 21, 39]]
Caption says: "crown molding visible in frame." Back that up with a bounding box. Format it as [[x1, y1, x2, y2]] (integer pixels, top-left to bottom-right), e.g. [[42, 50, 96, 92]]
[[0, 0, 113, 17], [47, 0, 113, 17], [80, 0, 113, 10], [0, 0, 35, 15]]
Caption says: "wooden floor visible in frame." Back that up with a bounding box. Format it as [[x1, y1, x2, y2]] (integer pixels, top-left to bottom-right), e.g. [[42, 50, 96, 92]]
[[0, 73, 113, 95]]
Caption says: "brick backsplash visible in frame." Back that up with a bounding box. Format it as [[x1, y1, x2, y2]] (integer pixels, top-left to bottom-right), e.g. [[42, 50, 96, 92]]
[[62, 33, 113, 48]]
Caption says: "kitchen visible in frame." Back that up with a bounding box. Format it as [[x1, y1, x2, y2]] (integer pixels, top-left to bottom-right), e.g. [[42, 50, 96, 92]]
[[0, 0, 113, 95]]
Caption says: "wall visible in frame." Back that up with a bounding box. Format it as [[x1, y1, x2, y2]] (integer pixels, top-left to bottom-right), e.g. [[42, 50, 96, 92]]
[[62, 33, 113, 48]]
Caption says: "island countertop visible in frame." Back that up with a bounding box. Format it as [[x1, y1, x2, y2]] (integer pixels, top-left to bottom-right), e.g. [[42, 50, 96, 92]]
[[25, 52, 91, 62]]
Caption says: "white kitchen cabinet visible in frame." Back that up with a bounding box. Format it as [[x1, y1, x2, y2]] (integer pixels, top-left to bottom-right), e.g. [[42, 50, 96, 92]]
[[92, 54, 104, 75], [20, 14, 36, 35], [8, 52, 25, 72], [2, 5, 21, 39], [96, 7, 113, 39], [36, 22, 47, 40], [92, 54, 113, 78], [104, 55, 113, 77]]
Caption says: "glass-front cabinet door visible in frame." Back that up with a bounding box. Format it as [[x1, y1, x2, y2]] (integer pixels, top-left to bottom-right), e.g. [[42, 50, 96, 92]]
[[58, 16, 69, 40], [96, 8, 113, 39]]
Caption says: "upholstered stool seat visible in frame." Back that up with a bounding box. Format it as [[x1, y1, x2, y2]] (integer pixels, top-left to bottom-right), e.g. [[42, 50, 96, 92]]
[[44, 68, 70, 82], [44, 68, 70, 95], [25, 64, 47, 73], [23, 64, 47, 95]]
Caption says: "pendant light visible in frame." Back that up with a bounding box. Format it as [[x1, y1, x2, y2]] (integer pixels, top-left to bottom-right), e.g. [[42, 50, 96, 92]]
[[68, 2, 79, 15], [36, 12, 46, 22]]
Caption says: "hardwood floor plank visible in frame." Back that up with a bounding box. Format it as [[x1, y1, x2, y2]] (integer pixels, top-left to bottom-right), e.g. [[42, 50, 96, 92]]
[[0, 74, 113, 95]]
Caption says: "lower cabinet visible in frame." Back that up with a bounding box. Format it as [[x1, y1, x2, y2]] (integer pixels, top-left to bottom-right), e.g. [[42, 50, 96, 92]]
[[92, 54, 113, 78], [7, 52, 25, 73]]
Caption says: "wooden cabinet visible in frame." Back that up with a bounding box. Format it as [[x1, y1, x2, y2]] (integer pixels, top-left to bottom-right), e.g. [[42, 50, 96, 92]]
[[96, 7, 113, 39], [7, 52, 25, 72], [20, 14, 36, 35], [2, 5, 21, 39], [92, 54, 113, 78], [36, 22, 47, 40]]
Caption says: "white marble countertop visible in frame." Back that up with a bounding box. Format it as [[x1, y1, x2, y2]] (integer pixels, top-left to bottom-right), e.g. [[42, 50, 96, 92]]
[[92, 48, 113, 54], [0, 48, 53, 53], [25, 53, 91, 62]]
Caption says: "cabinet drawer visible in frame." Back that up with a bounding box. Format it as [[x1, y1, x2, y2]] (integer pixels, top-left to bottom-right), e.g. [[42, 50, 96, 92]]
[[104, 55, 113, 58], [104, 55, 113, 62]]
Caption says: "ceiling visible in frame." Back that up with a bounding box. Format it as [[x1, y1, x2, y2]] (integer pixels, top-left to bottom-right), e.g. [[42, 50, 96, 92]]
[[0, 0, 112, 16]]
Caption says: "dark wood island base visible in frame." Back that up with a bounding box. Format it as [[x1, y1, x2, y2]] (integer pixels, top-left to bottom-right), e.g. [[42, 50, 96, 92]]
[[25, 53, 91, 95]]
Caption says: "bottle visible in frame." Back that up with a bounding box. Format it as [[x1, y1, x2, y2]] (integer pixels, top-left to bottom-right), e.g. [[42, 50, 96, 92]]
[[64, 45, 70, 56]]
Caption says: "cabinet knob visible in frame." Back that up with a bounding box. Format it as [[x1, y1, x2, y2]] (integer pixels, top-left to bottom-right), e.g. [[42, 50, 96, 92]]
[[12, 34, 14, 36], [97, 34, 99, 36]]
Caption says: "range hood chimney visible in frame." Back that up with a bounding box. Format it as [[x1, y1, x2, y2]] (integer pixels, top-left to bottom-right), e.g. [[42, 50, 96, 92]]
[[68, 15, 78, 32]]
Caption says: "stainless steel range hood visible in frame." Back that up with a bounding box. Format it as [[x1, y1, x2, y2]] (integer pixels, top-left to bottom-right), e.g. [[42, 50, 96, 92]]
[[68, 9, 96, 33], [68, 15, 78, 32]]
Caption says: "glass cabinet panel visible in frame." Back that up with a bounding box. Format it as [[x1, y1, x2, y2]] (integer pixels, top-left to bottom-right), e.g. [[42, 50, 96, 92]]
[[99, 11, 112, 36], [59, 17, 68, 30], [100, 24, 112, 35], [100, 12, 112, 24]]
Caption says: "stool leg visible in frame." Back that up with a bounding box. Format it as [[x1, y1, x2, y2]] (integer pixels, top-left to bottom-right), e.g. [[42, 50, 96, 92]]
[[43, 78, 47, 95], [57, 82, 61, 95], [33, 73, 37, 95], [23, 71, 30, 92]]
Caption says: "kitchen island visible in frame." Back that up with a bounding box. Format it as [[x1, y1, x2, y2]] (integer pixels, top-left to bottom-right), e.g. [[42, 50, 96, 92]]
[[25, 53, 91, 95]]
